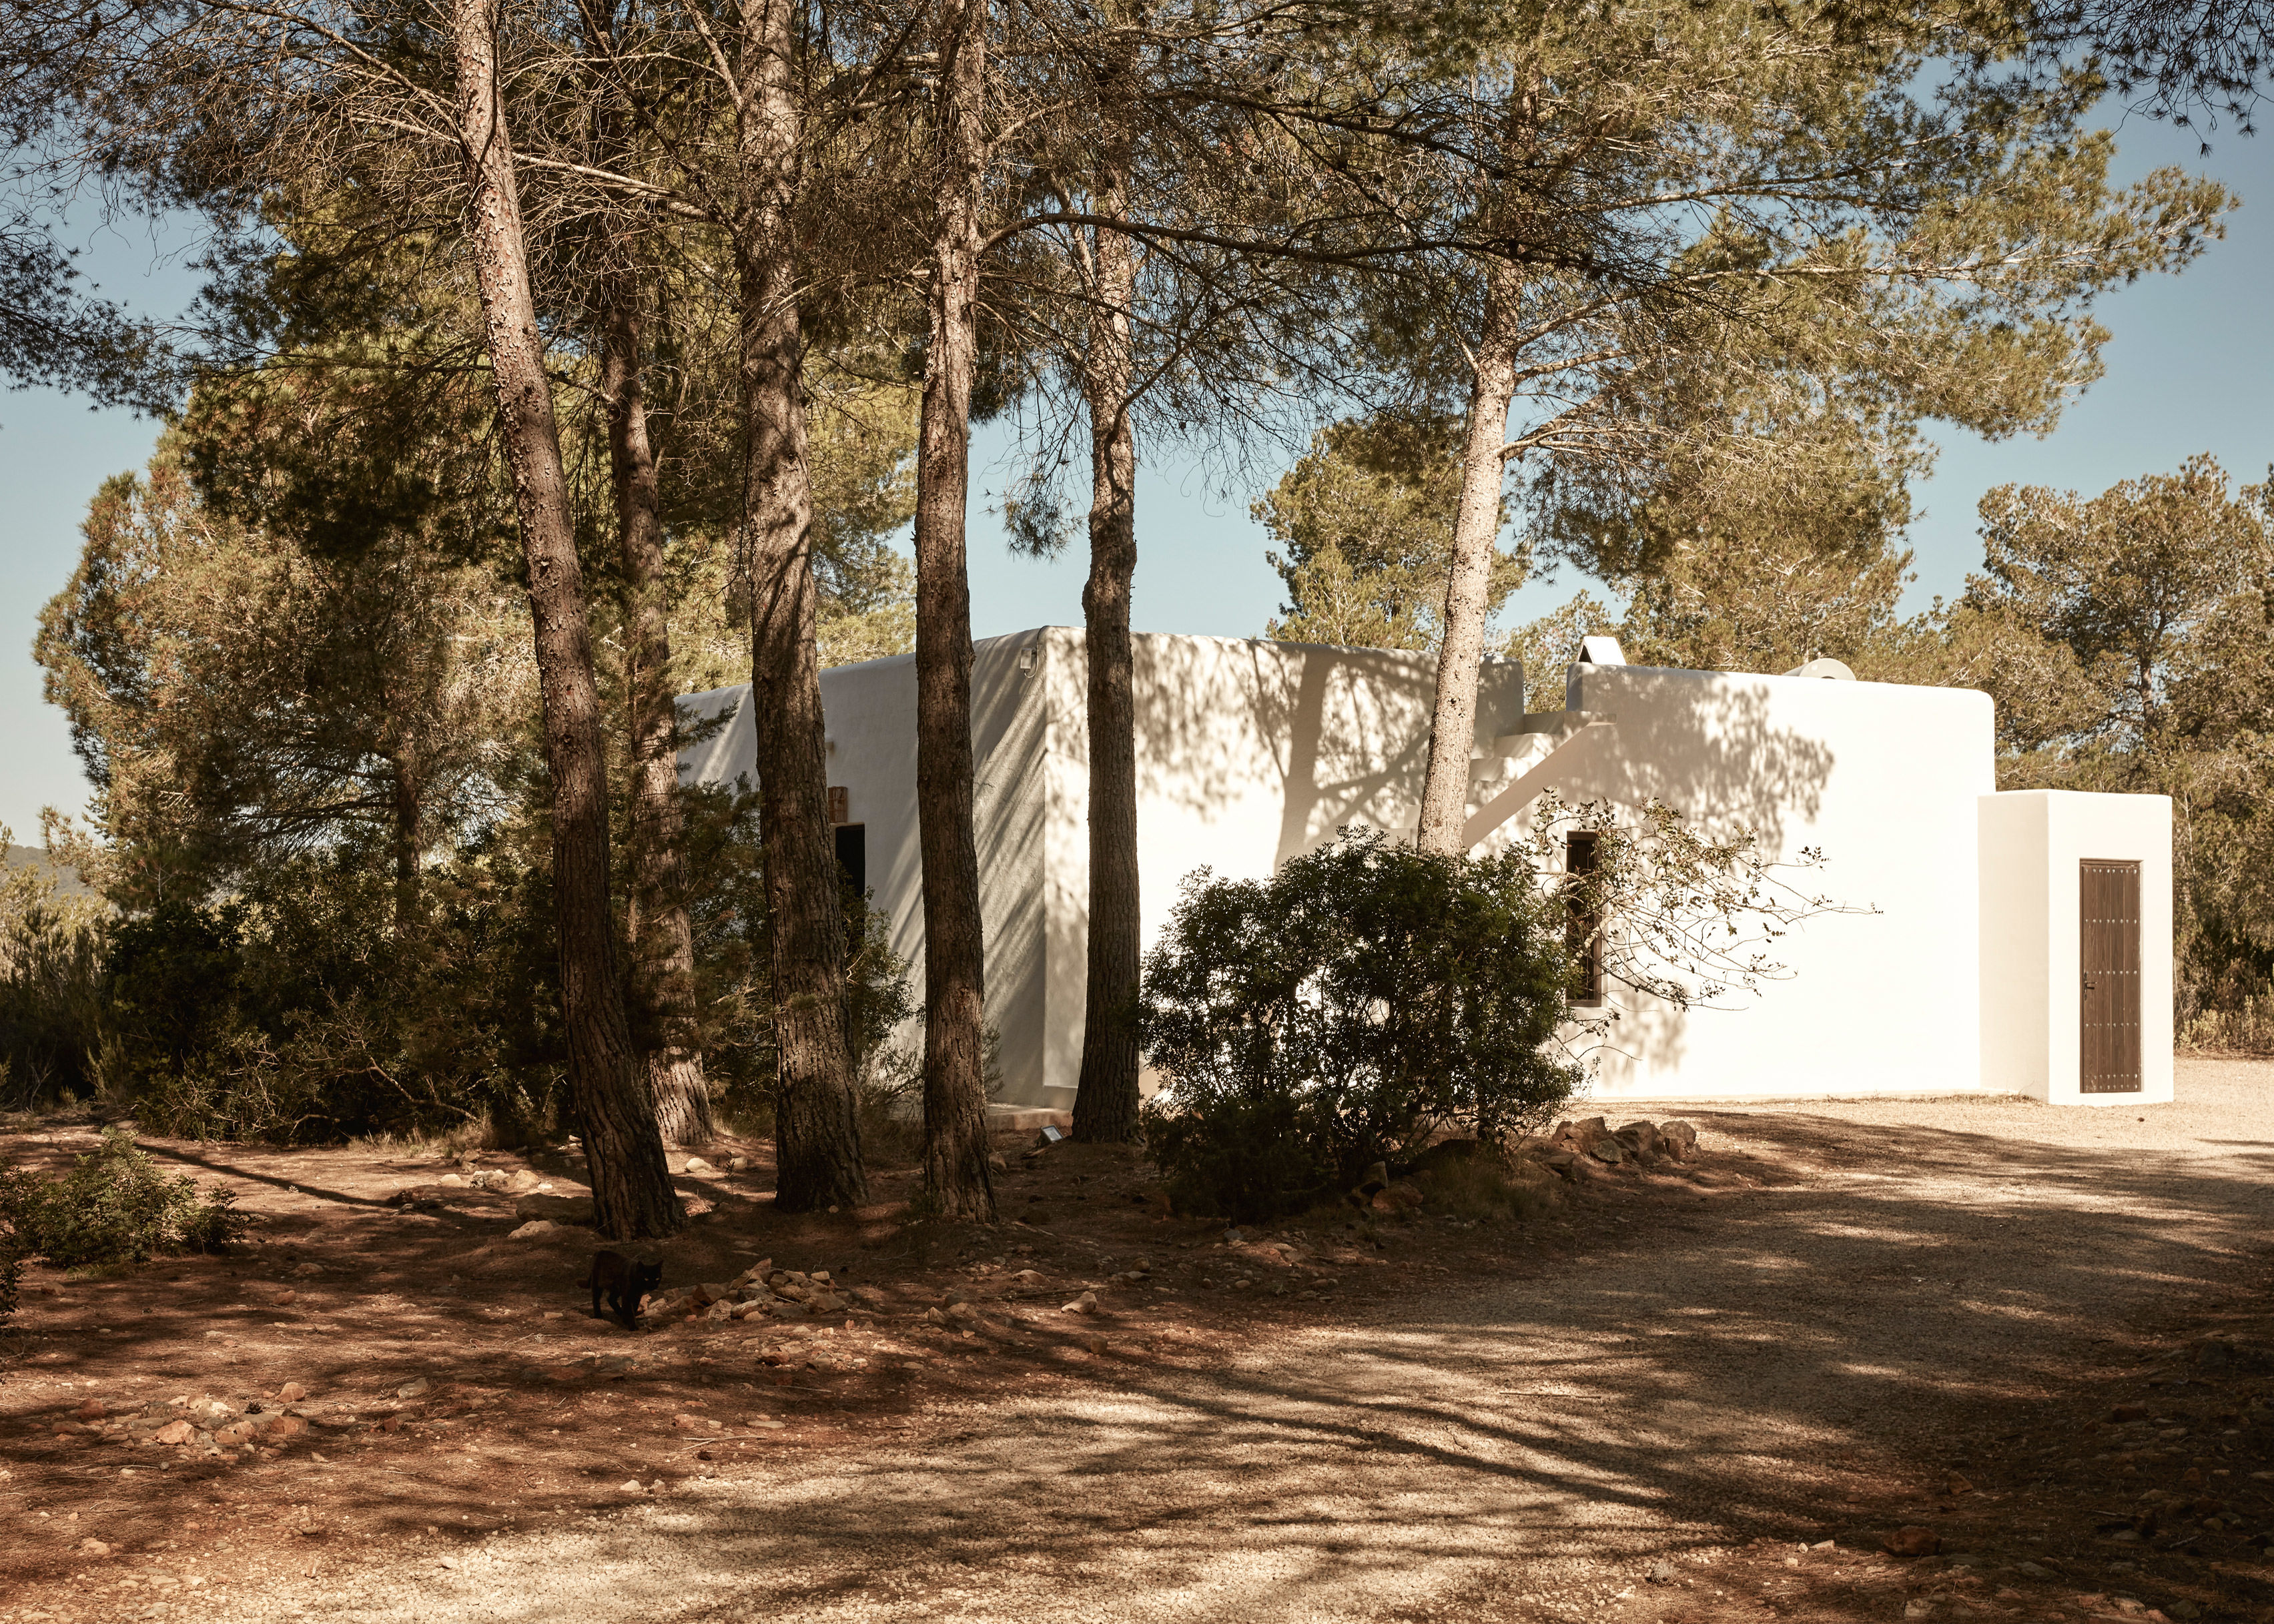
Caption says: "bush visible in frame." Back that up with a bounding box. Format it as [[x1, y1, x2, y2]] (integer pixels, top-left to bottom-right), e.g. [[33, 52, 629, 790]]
[[1140, 830, 1580, 1220], [0, 845, 108, 1110], [0, 1127, 246, 1268]]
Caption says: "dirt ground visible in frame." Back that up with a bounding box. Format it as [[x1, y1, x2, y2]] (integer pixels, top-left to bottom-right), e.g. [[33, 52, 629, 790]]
[[2, 1062, 2271, 1624]]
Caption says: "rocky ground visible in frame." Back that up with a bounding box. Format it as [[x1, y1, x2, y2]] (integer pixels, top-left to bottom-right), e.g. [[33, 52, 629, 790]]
[[1, 1062, 2270, 1623]]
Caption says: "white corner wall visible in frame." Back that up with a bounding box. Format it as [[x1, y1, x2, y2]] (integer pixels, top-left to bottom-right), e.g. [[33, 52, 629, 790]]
[[1541, 665, 1996, 1101], [1979, 789, 2173, 1105], [683, 629, 1524, 1108], [677, 633, 1055, 1102], [1038, 629, 1525, 1104]]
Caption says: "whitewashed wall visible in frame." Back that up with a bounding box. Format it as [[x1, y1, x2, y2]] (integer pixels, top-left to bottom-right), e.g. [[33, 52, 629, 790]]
[[681, 629, 1523, 1107], [1523, 664, 1998, 1102]]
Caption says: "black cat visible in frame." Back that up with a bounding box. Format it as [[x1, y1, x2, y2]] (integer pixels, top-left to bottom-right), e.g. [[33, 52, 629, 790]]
[[583, 1250, 662, 1329]]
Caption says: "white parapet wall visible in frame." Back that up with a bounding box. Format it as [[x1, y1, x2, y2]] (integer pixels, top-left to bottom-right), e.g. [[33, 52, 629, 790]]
[[1978, 789, 2174, 1105], [680, 628, 1525, 1108], [1521, 662, 1997, 1102]]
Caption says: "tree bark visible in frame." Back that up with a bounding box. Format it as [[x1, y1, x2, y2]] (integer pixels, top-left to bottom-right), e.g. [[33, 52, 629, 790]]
[[1415, 268, 1521, 859], [736, 0, 867, 1209], [386, 741, 422, 932], [450, 0, 681, 1239], [1070, 45, 1143, 1145], [912, 0, 996, 1220], [599, 257, 713, 1148]]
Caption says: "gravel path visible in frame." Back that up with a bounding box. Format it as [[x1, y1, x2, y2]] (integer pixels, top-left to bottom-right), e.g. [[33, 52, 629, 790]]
[[159, 1059, 2274, 1624]]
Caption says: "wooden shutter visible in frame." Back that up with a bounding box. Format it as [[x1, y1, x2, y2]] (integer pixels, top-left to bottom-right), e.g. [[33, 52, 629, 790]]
[[2079, 859, 2142, 1095]]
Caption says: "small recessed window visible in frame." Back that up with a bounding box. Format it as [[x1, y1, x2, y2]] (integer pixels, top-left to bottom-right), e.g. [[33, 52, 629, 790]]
[[1566, 831, 1604, 1007]]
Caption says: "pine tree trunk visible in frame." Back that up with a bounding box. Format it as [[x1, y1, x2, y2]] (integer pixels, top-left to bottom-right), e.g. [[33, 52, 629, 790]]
[[913, 0, 996, 1220], [450, 0, 681, 1240], [737, 0, 867, 1209], [587, 13, 714, 1152], [1070, 57, 1143, 1146], [388, 744, 422, 932], [599, 270, 714, 1149], [1415, 271, 1521, 859]]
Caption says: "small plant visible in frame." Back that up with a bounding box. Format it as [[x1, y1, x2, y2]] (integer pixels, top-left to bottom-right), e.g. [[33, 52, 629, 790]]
[[1411, 1148, 1559, 1222], [0, 1127, 246, 1268], [0, 1232, 23, 1324], [1140, 830, 1581, 1221]]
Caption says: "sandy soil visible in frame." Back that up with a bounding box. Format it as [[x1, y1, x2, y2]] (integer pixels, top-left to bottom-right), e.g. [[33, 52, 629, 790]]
[[3, 1061, 2271, 1624]]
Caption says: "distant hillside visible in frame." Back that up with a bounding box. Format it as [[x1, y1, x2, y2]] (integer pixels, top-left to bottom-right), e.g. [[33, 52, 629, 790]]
[[5, 845, 90, 897]]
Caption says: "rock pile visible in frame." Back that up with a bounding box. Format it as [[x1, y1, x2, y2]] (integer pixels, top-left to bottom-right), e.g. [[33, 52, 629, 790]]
[[1522, 1116, 1701, 1179], [635, 1260, 857, 1328], [60, 1384, 342, 1461]]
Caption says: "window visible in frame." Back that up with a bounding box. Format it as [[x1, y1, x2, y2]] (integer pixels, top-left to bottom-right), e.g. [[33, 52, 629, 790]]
[[1565, 831, 1603, 1006], [834, 824, 867, 899]]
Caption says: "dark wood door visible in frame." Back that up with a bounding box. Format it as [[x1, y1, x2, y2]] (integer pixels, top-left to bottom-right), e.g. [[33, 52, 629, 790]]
[[2080, 859, 2142, 1094]]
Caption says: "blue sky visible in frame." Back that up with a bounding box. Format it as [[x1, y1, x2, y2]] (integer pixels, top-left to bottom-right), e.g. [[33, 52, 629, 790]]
[[2, 107, 2267, 843]]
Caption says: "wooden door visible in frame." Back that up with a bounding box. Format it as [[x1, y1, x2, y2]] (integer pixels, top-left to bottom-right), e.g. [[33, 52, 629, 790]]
[[2080, 859, 2142, 1094]]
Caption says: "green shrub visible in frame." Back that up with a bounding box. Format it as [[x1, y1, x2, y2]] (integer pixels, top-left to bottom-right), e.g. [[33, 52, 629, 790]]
[[0, 1127, 246, 1268], [0, 1232, 23, 1323], [1139, 831, 1580, 1220]]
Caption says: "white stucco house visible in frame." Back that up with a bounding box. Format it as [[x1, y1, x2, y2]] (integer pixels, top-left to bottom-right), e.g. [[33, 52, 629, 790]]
[[680, 628, 2171, 1111]]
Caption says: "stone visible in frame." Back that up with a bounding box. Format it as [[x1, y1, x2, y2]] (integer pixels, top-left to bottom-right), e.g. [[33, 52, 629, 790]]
[[1902, 1602, 1934, 1621], [1062, 1290, 1099, 1315], [514, 1193, 596, 1224], [436, 1173, 468, 1188], [1615, 1120, 1661, 1158], [1557, 1116, 1610, 1152], [73, 1398, 105, 1420], [2112, 1404, 2149, 1423], [1946, 1472, 1974, 1496], [1528, 1146, 1584, 1181], [1587, 1137, 1626, 1166], [151, 1420, 195, 1446], [276, 1382, 308, 1402], [1657, 1120, 1699, 1160], [705, 1300, 734, 1322], [683, 1156, 714, 1174], [988, 1152, 1008, 1172], [2169, 1601, 2201, 1619], [1647, 1560, 1678, 1584], [1370, 1181, 1425, 1214], [728, 1157, 749, 1172], [2014, 1563, 2056, 1581], [502, 1170, 542, 1195], [671, 1412, 719, 1433], [396, 1377, 432, 1399], [263, 1416, 308, 1440], [618, 1479, 645, 1493], [508, 1220, 557, 1240], [1082, 1334, 1108, 1355], [78, 1537, 111, 1555], [1884, 1527, 1941, 1557]]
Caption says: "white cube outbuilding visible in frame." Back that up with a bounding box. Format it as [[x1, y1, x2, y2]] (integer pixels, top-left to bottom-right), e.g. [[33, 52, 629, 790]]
[[681, 628, 2172, 1108]]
